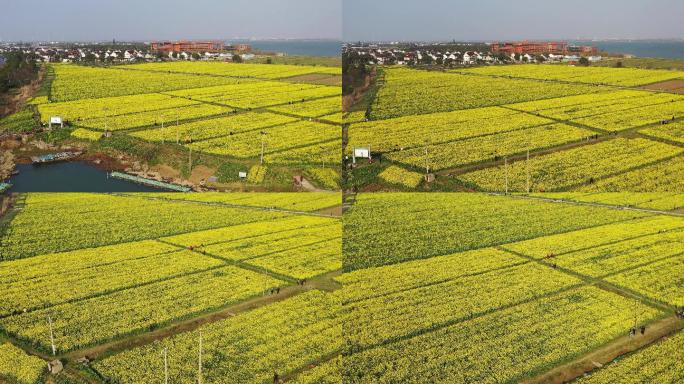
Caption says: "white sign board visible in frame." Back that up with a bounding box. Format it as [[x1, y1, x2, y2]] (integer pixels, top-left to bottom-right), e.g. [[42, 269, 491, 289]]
[[50, 116, 63, 125], [354, 147, 370, 158], [238, 171, 247, 178]]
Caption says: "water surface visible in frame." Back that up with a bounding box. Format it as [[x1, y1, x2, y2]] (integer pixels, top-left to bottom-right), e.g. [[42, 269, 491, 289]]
[[6, 162, 160, 192]]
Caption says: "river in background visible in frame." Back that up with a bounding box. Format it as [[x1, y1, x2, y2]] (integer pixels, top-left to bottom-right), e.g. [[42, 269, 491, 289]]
[[6, 162, 160, 192], [572, 41, 684, 59], [229, 40, 340, 57]]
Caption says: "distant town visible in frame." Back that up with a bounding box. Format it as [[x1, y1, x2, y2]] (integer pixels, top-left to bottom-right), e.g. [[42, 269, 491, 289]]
[[344, 40, 610, 66], [0, 40, 273, 64]]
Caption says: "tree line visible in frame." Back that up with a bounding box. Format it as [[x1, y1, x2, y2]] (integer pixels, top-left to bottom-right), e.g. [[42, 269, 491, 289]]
[[0, 51, 39, 93]]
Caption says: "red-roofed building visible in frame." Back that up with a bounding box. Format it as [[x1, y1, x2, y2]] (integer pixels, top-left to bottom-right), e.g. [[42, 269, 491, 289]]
[[151, 40, 224, 53], [491, 41, 568, 55]]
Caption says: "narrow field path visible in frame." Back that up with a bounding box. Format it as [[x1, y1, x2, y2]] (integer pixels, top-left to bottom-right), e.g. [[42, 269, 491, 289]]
[[524, 317, 684, 384], [500, 193, 684, 217], [62, 271, 341, 363], [111, 192, 342, 218]]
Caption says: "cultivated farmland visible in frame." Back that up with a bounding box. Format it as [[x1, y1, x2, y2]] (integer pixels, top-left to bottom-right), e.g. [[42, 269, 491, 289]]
[[0, 192, 342, 383], [341, 193, 684, 383], [346, 65, 684, 191], [36, 62, 342, 190]]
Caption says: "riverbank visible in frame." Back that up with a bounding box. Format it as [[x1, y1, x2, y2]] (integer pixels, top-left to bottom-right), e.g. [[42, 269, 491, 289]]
[[2, 134, 334, 192]]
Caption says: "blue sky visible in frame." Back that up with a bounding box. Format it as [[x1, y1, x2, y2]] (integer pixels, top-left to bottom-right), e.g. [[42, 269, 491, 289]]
[[343, 0, 684, 42], [0, 0, 341, 41]]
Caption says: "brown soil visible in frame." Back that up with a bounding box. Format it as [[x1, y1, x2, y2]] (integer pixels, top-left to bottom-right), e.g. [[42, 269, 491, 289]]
[[281, 73, 342, 86], [0, 137, 22, 150], [640, 79, 684, 94], [80, 152, 128, 172], [189, 165, 216, 184], [315, 204, 343, 217], [151, 164, 181, 180]]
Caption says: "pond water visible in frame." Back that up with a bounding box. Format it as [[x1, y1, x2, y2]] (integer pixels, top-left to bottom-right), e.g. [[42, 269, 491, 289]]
[[5, 162, 161, 192]]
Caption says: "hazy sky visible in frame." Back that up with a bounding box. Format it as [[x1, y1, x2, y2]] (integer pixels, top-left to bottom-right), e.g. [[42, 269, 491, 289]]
[[343, 0, 684, 42], [0, 0, 341, 41]]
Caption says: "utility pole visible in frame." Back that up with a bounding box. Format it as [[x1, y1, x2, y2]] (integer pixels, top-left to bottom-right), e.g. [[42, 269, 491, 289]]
[[260, 131, 266, 165], [320, 146, 325, 169], [47, 315, 56, 356], [424, 140, 429, 175], [189, 145, 193, 172], [198, 331, 203, 384], [526, 149, 530, 194], [504, 157, 509, 195], [633, 299, 638, 335], [103, 106, 109, 135], [163, 347, 169, 384]]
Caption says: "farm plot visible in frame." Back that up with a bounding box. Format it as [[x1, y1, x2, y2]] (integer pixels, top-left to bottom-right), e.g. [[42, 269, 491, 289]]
[[163, 218, 342, 279], [344, 286, 661, 383], [640, 120, 684, 144], [0, 241, 218, 317], [78, 103, 229, 131], [457, 64, 684, 86], [268, 96, 342, 118], [508, 90, 659, 119], [0, 343, 45, 384], [168, 81, 340, 110], [0, 193, 286, 259], [343, 193, 645, 270], [338, 247, 526, 304], [0, 192, 342, 379], [138, 191, 341, 212], [504, 227, 684, 306], [263, 138, 341, 165], [130, 111, 297, 141], [349, 106, 552, 152], [458, 138, 684, 192], [572, 99, 684, 132], [342, 193, 680, 384], [289, 356, 341, 384], [342, 261, 581, 350], [528, 192, 684, 210], [350, 63, 684, 191], [386, 123, 592, 171], [70, 127, 102, 140], [605, 255, 684, 307], [126, 61, 341, 78], [36, 92, 203, 124], [503, 215, 684, 259], [37, 63, 342, 181], [508, 90, 684, 132], [369, 67, 601, 120], [378, 166, 424, 188], [1, 265, 284, 352], [187, 120, 338, 159], [92, 290, 341, 384], [50, 64, 244, 102], [576, 156, 684, 192], [577, 330, 684, 383]]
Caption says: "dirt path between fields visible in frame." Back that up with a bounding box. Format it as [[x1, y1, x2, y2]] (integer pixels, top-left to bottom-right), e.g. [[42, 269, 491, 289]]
[[524, 317, 684, 384], [501, 193, 684, 218], [62, 270, 341, 362]]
